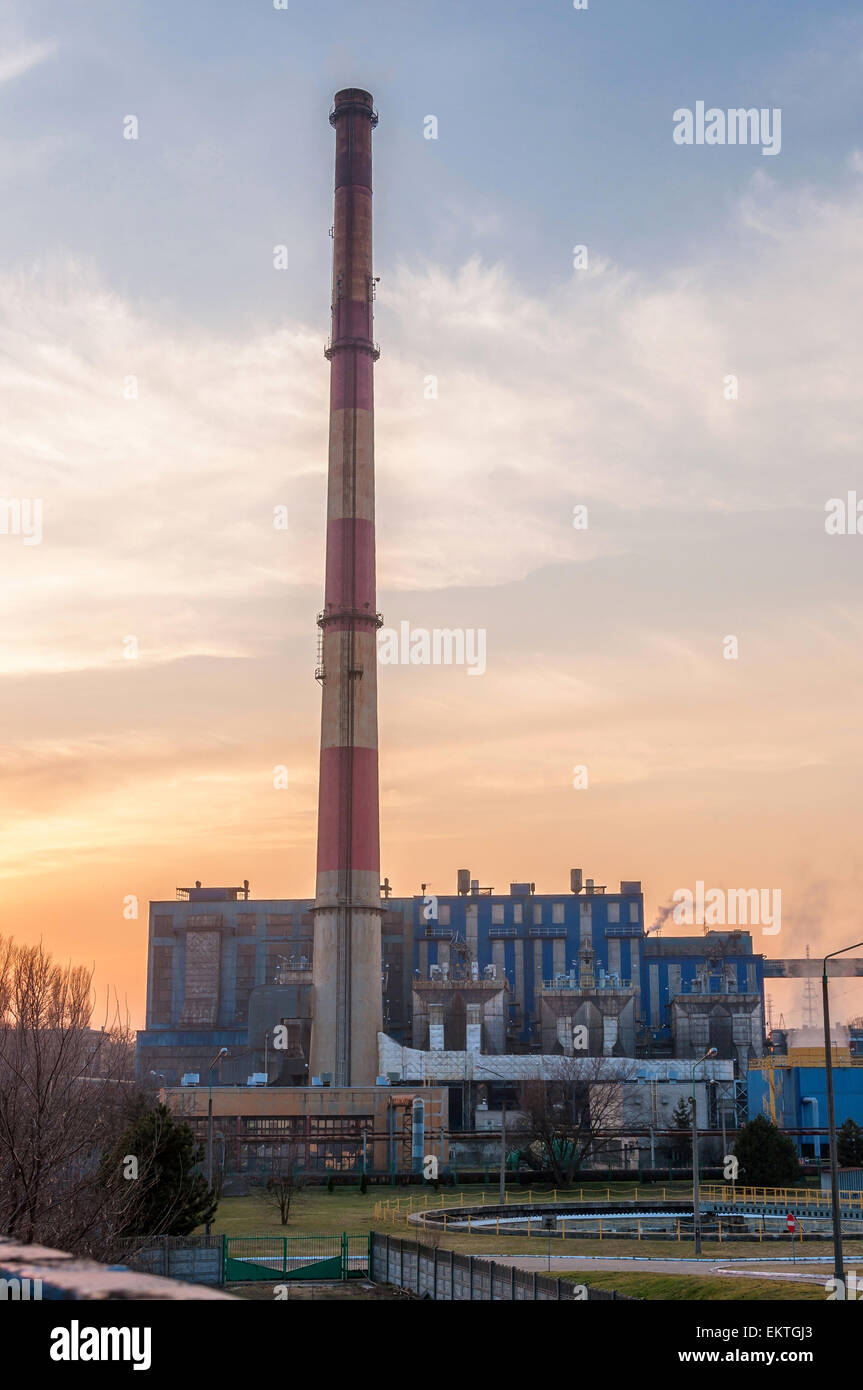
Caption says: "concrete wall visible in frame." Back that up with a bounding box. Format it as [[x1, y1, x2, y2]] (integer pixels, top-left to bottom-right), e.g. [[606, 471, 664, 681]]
[[119, 1237, 223, 1286], [0, 1237, 234, 1300], [370, 1233, 632, 1300]]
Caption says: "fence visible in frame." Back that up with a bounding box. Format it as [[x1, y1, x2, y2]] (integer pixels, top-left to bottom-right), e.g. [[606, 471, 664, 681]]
[[374, 1183, 685, 1224], [0, 1236, 233, 1300], [375, 1183, 863, 1243], [223, 1233, 369, 1283], [117, 1234, 223, 1285], [370, 1233, 634, 1301], [702, 1184, 863, 1212], [120, 1233, 370, 1285]]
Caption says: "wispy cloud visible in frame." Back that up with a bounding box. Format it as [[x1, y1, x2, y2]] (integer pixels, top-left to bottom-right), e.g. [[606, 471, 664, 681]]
[[0, 40, 56, 85], [2, 170, 863, 1024]]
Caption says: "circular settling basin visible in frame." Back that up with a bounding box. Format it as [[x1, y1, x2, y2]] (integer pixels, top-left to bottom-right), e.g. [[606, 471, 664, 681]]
[[439, 1207, 839, 1239]]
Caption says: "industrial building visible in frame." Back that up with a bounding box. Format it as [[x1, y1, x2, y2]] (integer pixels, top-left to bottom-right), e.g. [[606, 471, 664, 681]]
[[164, 1081, 446, 1178], [136, 872, 767, 1084], [135, 86, 862, 1177], [748, 1030, 863, 1160]]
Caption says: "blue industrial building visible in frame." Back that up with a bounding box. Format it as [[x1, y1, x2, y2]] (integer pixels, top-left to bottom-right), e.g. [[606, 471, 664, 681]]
[[136, 873, 768, 1086], [411, 874, 765, 1057], [748, 1051, 863, 1159]]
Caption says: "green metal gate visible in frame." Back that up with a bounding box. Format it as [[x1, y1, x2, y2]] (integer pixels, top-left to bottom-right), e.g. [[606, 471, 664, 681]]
[[223, 1233, 369, 1283]]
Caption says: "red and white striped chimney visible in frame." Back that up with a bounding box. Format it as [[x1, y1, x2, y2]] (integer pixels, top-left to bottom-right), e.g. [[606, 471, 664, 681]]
[[309, 89, 383, 1087]]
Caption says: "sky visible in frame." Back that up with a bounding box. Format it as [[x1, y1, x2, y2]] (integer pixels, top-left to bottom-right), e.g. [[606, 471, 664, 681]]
[[1, 0, 862, 1029]]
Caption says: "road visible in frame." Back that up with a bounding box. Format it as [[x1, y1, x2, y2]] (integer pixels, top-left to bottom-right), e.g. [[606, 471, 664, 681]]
[[491, 1253, 863, 1286]]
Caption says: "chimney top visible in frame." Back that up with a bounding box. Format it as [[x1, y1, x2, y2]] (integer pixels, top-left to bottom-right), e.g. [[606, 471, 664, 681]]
[[330, 88, 378, 126]]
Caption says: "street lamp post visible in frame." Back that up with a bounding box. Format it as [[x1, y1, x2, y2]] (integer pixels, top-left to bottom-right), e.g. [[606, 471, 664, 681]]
[[500, 1098, 507, 1206], [470, 1063, 512, 1204], [691, 1047, 718, 1256], [206, 1048, 228, 1236], [822, 941, 863, 1290]]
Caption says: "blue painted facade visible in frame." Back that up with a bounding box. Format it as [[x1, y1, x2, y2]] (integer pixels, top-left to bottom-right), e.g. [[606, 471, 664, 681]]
[[137, 884, 767, 1081], [747, 1063, 863, 1158], [413, 888, 765, 1050]]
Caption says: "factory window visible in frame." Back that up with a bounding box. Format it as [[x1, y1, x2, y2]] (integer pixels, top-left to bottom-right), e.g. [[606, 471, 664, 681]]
[[308, 1117, 369, 1136], [237, 914, 257, 935], [266, 944, 311, 981], [307, 1142, 362, 1172], [240, 1141, 304, 1172], [629, 903, 640, 924], [266, 914, 292, 938], [243, 1117, 305, 1136], [607, 903, 620, 924], [491, 905, 504, 925], [513, 903, 523, 925], [150, 946, 173, 1025], [532, 903, 542, 925], [552, 903, 564, 924], [153, 915, 173, 934], [235, 945, 256, 1022], [438, 904, 450, 926]]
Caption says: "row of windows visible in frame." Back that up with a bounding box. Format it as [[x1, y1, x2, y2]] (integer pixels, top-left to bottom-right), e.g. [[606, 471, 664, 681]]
[[242, 1116, 371, 1136], [431, 901, 640, 927], [240, 1143, 362, 1173], [152, 913, 314, 936]]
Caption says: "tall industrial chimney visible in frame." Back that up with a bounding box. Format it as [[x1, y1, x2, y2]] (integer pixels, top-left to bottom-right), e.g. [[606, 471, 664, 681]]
[[310, 88, 383, 1088]]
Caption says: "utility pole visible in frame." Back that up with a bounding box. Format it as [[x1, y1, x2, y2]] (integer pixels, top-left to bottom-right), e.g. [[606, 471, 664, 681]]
[[206, 1047, 228, 1236], [823, 942, 863, 1290], [500, 1099, 507, 1206], [691, 1047, 718, 1256], [803, 944, 816, 1029]]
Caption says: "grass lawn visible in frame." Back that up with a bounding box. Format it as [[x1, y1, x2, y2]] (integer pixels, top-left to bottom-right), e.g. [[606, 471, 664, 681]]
[[207, 1186, 383, 1238], [206, 1183, 863, 1265], [559, 1271, 828, 1301]]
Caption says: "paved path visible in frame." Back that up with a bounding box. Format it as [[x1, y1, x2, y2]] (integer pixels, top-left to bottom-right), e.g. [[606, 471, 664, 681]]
[[490, 1253, 863, 1286]]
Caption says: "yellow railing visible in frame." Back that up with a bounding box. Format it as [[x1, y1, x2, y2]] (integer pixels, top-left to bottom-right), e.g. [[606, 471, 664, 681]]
[[702, 1184, 863, 1211], [373, 1180, 863, 1228], [373, 1184, 683, 1224]]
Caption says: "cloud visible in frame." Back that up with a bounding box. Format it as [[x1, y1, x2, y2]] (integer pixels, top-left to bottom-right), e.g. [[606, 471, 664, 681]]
[[0, 40, 56, 85], [0, 166, 861, 681], [0, 170, 860, 1030]]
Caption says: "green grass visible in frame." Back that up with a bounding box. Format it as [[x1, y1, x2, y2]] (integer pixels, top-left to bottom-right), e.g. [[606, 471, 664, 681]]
[[559, 1271, 827, 1301], [207, 1186, 382, 1238], [205, 1183, 863, 1266], [207, 1186, 847, 1301]]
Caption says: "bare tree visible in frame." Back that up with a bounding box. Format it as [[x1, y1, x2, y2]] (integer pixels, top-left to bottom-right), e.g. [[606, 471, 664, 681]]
[[518, 1057, 638, 1183], [0, 935, 144, 1254], [264, 1146, 302, 1226]]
